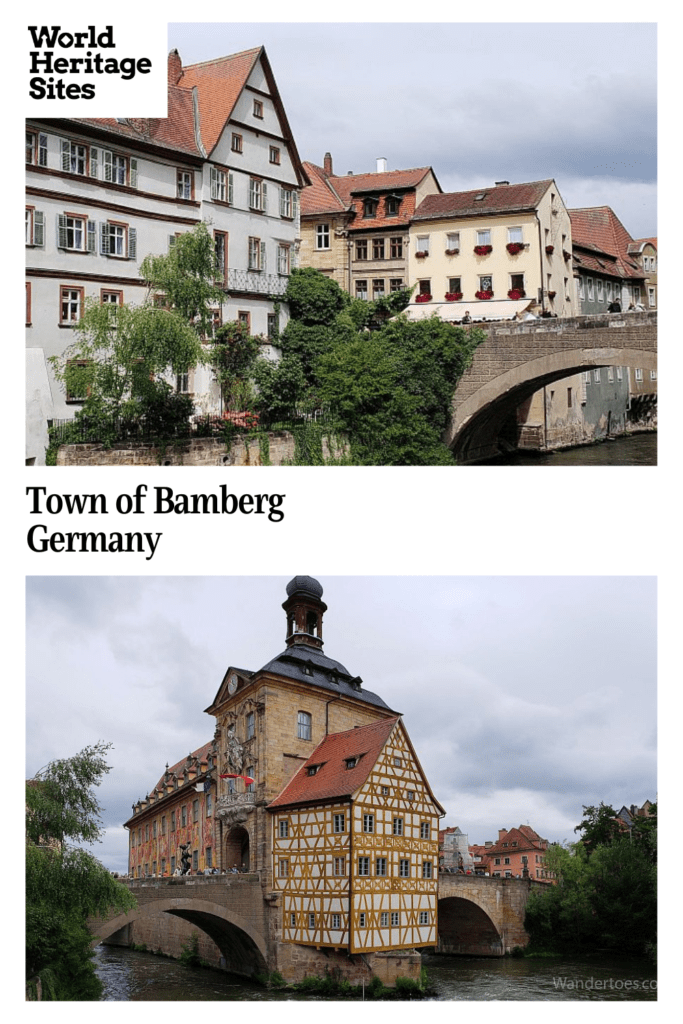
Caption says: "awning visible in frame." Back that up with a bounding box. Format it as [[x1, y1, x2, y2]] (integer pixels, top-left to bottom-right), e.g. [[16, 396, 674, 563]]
[[403, 299, 535, 322]]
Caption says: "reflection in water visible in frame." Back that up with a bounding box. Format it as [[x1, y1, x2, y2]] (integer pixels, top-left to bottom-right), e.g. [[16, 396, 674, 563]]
[[477, 432, 656, 466], [94, 946, 656, 1001]]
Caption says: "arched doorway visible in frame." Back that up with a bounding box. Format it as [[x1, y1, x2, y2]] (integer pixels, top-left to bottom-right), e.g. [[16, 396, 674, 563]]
[[438, 897, 503, 956], [225, 825, 250, 871]]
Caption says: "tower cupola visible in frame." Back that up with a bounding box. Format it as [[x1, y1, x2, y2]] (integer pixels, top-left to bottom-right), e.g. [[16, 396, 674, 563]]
[[283, 576, 328, 650]]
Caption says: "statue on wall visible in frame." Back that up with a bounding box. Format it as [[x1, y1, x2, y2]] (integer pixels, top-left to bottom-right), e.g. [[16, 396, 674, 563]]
[[225, 723, 244, 774], [180, 843, 191, 875]]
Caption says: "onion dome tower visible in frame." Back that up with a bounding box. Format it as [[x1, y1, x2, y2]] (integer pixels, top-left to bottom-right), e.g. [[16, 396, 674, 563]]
[[282, 576, 327, 651]]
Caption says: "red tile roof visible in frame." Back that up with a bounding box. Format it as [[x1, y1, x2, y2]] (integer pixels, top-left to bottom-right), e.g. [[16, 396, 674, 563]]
[[76, 93, 202, 157], [481, 825, 548, 856], [268, 717, 400, 809], [180, 48, 262, 155], [151, 740, 214, 794], [301, 163, 434, 230], [301, 162, 347, 216], [413, 180, 555, 222], [570, 207, 646, 280]]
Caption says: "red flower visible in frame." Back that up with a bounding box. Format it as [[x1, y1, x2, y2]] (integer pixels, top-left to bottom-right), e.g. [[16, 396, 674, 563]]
[[444, 292, 463, 301], [545, 245, 554, 255], [475, 289, 494, 300], [415, 293, 432, 303], [506, 242, 525, 255], [415, 250, 429, 258], [507, 289, 526, 300], [474, 244, 493, 256]]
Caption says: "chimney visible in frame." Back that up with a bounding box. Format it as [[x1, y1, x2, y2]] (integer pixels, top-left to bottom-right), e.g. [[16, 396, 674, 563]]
[[498, 828, 508, 841], [377, 157, 388, 173], [168, 48, 183, 86], [324, 152, 333, 175]]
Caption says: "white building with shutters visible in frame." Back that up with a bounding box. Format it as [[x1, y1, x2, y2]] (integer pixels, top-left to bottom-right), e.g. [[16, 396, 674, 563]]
[[25, 46, 309, 463]]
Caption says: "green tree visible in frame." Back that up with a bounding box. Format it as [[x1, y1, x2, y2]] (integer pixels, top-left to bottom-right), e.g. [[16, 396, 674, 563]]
[[574, 802, 626, 853], [209, 320, 261, 412], [26, 742, 136, 1000]]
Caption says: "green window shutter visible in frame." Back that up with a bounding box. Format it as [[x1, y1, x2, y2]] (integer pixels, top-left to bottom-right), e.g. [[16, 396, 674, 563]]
[[87, 221, 96, 253], [34, 211, 45, 247], [58, 213, 68, 249], [128, 227, 137, 260]]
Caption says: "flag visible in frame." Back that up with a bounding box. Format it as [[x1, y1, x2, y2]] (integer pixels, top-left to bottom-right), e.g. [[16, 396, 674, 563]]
[[194, 778, 212, 793], [220, 773, 255, 785]]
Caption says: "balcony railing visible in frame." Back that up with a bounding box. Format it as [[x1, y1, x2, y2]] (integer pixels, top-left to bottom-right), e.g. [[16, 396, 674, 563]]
[[226, 268, 289, 297], [217, 791, 255, 808]]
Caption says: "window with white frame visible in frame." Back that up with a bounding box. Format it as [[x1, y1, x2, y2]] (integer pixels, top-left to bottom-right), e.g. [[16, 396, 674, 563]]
[[358, 857, 370, 876], [650, 369, 657, 380], [58, 213, 95, 252], [593, 368, 601, 383], [101, 221, 136, 259], [249, 178, 267, 211], [399, 858, 410, 877], [25, 208, 45, 247], [608, 367, 614, 382], [648, 287, 656, 307], [393, 817, 403, 835], [280, 188, 294, 219], [231, 133, 243, 153], [616, 366, 623, 381], [333, 856, 346, 875], [376, 857, 387, 876], [355, 279, 368, 300], [422, 861, 433, 879], [316, 223, 330, 249], [372, 279, 385, 299], [587, 278, 594, 300], [269, 146, 281, 164], [597, 280, 604, 300], [277, 244, 290, 276], [60, 139, 88, 175], [508, 226, 523, 243], [332, 913, 341, 929], [416, 235, 430, 254], [279, 819, 289, 837], [635, 368, 643, 382], [214, 231, 228, 286], [477, 229, 491, 246], [333, 813, 345, 833], [420, 822, 430, 839], [380, 912, 389, 927], [363, 814, 374, 833], [391, 911, 399, 926], [606, 281, 613, 300], [26, 130, 48, 166], [446, 232, 460, 251], [177, 170, 193, 199], [210, 167, 232, 203], [419, 911, 430, 925], [248, 236, 266, 271], [60, 286, 84, 324], [176, 372, 190, 394], [577, 278, 585, 299]]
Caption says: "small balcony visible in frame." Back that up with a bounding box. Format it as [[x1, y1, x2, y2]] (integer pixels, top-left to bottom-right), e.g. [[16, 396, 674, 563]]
[[226, 268, 289, 297]]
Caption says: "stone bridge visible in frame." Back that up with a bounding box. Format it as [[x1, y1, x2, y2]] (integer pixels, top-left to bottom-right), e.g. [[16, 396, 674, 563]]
[[91, 871, 541, 975], [447, 311, 657, 462], [437, 873, 546, 956]]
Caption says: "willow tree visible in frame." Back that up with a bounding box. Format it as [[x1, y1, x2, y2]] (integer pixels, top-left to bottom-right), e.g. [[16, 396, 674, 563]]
[[26, 742, 136, 1000]]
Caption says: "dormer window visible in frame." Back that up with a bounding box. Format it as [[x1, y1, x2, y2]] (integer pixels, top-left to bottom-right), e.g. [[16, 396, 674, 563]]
[[385, 195, 400, 216], [363, 198, 378, 218], [345, 757, 358, 770], [307, 764, 320, 776]]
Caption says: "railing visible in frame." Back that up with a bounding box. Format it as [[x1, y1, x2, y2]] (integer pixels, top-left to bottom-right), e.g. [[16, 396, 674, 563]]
[[226, 268, 289, 297], [216, 792, 256, 807]]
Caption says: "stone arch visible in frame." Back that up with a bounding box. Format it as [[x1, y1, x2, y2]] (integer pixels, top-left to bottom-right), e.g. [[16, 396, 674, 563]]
[[438, 896, 503, 956], [91, 898, 268, 976], [224, 825, 250, 872], [448, 347, 658, 462]]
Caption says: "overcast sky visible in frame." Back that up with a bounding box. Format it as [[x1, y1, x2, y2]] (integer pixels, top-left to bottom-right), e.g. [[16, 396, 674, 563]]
[[26, 575, 656, 874], [167, 21, 657, 240]]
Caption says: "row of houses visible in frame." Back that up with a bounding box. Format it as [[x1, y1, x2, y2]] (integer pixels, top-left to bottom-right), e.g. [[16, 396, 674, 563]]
[[26, 45, 657, 463]]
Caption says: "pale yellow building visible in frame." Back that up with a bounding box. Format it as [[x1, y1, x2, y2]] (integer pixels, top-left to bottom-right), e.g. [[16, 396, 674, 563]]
[[407, 179, 577, 322]]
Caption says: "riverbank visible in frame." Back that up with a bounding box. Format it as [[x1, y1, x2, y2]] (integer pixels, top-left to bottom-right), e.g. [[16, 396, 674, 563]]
[[478, 430, 656, 465]]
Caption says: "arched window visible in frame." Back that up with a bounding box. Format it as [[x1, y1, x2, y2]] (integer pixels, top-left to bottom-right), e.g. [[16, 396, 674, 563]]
[[297, 711, 312, 741]]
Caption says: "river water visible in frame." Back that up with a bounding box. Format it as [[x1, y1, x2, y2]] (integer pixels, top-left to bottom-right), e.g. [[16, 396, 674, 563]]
[[477, 432, 656, 465], [93, 946, 656, 1001]]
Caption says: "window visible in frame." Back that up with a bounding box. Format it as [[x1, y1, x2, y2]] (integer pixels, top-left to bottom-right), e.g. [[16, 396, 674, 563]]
[[606, 282, 613, 300], [316, 223, 330, 250], [399, 859, 410, 877], [390, 236, 403, 259], [358, 857, 370, 876], [376, 857, 387, 876], [100, 221, 137, 260], [608, 367, 614, 382], [345, 757, 357, 770], [294, 711, 312, 741], [420, 822, 430, 840], [101, 289, 123, 306], [193, 799, 199, 823], [206, 793, 212, 817], [237, 311, 250, 330], [145, 825, 149, 841], [415, 236, 429, 255], [214, 230, 228, 286], [60, 286, 84, 325], [26, 130, 48, 166], [381, 786, 390, 796], [508, 226, 523, 244], [648, 287, 656, 307], [192, 850, 198, 871], [333, 856, 346, 876], [355, 279, 368, 300], [26, 283, 31, 326], [308, 912, 315, 929], [650, 369, 657, 380], [210, 167, 232, 204], [407, 791, 415, 802], [279, 859, 289, 877], [393, 756, 402, 768], [617, 367, 623, 381], [356, 239, 368, 261], [61, 139, 88, 175], [206, 848, 212, 869], [391, 912, 399, 926], [267, 313, 278, 340], [249, 178, 267, 211], [171, 811, 176, 830], [477, 229, 491, 246], [363, 814, 375, 833], [231, 133, 243, 154], [25, 208, 45, 247], [107, 152, 128, 185], [447, 232, 460, 251], [380, 912, 389, 926], [390, 278, 404, 291], [58, 214, 95, 253], [246, 711, 255, 740], [333, 813, 345, 833], [593, 369, 601, 383], [372, 279, 385, 299], [269, 146, 281, 164], [177, 170, 193, 199], [248, 237, 266, 272], [373, 238, 385, 260], [290, 913, 296, 927], [253, 99, 264, 118], [479, 275, 493, 293], [449, 277, 462, 294], [635, 368, 643, 382], [597, 280, 604, 300], [153, 821, 157, 838], [181, 805, 187, 827], [176, 372, 190, 395], [393, 817, 403, 835], [280, 188, 294, 219], [277, 244, 290, 276], [419, 911, 429, 925], [359, 912, 366, 927], [587, 279, 594, 300], [422, 861, 433, 878], [363, 198, 378, 218], [418, 279, 431, 297]]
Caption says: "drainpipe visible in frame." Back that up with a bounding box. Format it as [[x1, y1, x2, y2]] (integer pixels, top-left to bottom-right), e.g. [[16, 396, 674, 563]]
[[325, 695, 342, 736]]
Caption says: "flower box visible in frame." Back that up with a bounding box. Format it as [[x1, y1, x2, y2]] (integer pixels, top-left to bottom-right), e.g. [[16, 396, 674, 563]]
[[547, 290, 556, 299], [415, 293, 432, 303], [545, 245, 554, 255], [474, 245, 493, 256], [444, 292, 463, 302], [475, 289, 494, 300], [415, 251, 429, 259], [562, 250, 571, 261], [507, 289, 526, 300], [506, 242, 525, 255], [445, 248, 460, 256]]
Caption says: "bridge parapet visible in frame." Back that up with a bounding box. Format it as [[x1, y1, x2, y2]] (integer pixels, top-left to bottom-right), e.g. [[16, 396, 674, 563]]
[[483, 310, 656, 338]]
